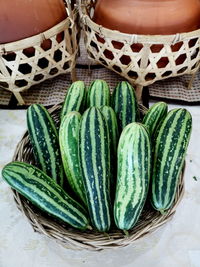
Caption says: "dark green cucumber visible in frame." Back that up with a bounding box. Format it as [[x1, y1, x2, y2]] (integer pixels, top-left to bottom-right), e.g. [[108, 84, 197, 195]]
[[114, 122, 151, 230], [27, 104, 64, 186], [2, 162, 89, 230], [142, 102, 168, 137], [60, 81, 86, 121], [59, 111, 86, 205], [151, 108, 192, 213], [99, 106, 119, 197], [87, 79, 110, 107], [79, 107, 111, 232], [112, 81, 138, 131]]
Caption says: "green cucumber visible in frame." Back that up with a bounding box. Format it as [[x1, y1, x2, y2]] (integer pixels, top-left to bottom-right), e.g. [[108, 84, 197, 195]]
[[27, 104, 64, 186], [87, 79, 110, 107], [79, 107, 111, 232], [2, 162, 89, 230], [60, 81, 86, 121], [114, 122, 151, 230], [142, 102, 168, 137], [59, 111, 86, 205], [112, 81, 138, 131], [99, 106, 119, 197], [151, 108, 192, 213]]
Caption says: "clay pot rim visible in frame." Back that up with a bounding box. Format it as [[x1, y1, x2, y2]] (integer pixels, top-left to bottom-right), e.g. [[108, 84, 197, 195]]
[[0, 17, 71, 54], [81, 13, 200, 43]]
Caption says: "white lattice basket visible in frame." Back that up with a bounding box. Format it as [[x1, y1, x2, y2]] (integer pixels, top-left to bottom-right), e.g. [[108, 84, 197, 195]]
[[0, 1, 79, 105], [79, 0, 200, 99]]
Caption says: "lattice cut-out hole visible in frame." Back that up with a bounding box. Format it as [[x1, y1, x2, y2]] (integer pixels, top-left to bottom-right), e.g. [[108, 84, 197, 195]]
[[54, 49, 62, 62], [150, 44, 164, 53], [189, 38, 198, 48], [127, 70, 138, 79], [175, 54, 187, 65], [23, 47, 35, 58], [162, 71, 172, 77], [0, 81, 9, 88], [157, 57, 169, 68], [177, 67, 187, 74], [18, 63, 32, 74], [191, 48, 199, 60], [113, 65, 122, 73], [145, 73, 156, 81], [111, 41, 124, 50], [90, 41, 99, 52], [49, 68, 58, 75], [95, 33, 105, 44], [120, 55, 131, 65], [63, 62, 69, 70], [192, 63, 198, 70], [103, 49, 114, 60], [2, 52, 16, 61], [56, 31, 65, 43], [171, 42, 183, 52], [88, 51, 95, 59], [15, 79, 28, 88], [131, 43, 143, 52], [38, 58, 49, 69], [41, 39, 52, 51], [33, 74, 44, 81], [99, 57, 108, 66]]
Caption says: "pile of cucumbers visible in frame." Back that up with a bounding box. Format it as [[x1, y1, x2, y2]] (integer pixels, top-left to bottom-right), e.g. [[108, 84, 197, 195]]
[[2, 80, 192, 232]]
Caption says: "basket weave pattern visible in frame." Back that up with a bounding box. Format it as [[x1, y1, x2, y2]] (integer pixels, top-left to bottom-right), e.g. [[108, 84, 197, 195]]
[[79, 0, 200, 95], [11, 104, 185, 251], [0, 2, 79, 105]]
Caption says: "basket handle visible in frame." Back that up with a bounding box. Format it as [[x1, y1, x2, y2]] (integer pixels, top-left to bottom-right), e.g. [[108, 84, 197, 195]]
[[64, 0, 76, 19]]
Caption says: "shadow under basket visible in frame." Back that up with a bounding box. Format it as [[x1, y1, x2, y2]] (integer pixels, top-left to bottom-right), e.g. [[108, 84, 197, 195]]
[[0, 2, 79, 105], [11, 104, 185, 251], [79, 0, 200, 100]]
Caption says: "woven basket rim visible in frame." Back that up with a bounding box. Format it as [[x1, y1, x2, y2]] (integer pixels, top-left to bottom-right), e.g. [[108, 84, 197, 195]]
[[79, 1, 200, 43], [9, 103, 185, 251]]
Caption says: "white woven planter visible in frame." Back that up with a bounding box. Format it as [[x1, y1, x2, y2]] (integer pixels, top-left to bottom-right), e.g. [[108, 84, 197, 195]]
[[0, 1, 79, 105], [79, 0, 200, 99]]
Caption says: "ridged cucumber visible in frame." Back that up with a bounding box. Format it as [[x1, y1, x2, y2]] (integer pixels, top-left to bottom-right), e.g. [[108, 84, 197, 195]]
[[59, 111, 86, 205], [2, 162, 89, 230], [27, 104, 64, 186], [60, 81, 86, 121], [151, 108, 192, 213], [79, 107, 111, 232], [87, 79, 110, 107], [114, 122, 151, 230], [142, 102, 168, 137], [99, 106, 119, 195], [112, 81, 138, 131]]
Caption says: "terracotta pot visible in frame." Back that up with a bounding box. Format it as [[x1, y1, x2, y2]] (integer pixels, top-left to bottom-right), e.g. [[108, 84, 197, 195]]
[[93, 0, 200, 35], [0, 0, 67, 44]]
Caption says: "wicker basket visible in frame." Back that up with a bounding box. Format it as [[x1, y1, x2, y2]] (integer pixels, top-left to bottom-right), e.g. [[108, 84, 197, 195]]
[[11, 103, 185, 251], [0, 1, 79, 105], [79, 0, 200, 99]]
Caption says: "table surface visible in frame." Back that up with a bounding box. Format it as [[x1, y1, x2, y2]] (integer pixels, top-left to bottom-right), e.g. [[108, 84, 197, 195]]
[[0, 102, 200, 267]]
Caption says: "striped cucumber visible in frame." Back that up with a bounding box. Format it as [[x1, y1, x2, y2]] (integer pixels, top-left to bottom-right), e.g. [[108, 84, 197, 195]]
[[2, 162, 89, 230], [151, 108, 192, 213], [79, 107, 111, 232], [27, 104, 64, 186], [87, 79, 110, 107], [59, 111, 86, 205], [60, 81, 86, 121], [142, 102, 168, 137], [114, 123, 151, 230], [112, 81, 138, 131], [99, 106, 119, 196]]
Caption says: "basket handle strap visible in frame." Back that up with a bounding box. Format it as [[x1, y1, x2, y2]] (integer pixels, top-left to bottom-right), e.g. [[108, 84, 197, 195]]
[[64, 0, 76, 19]]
